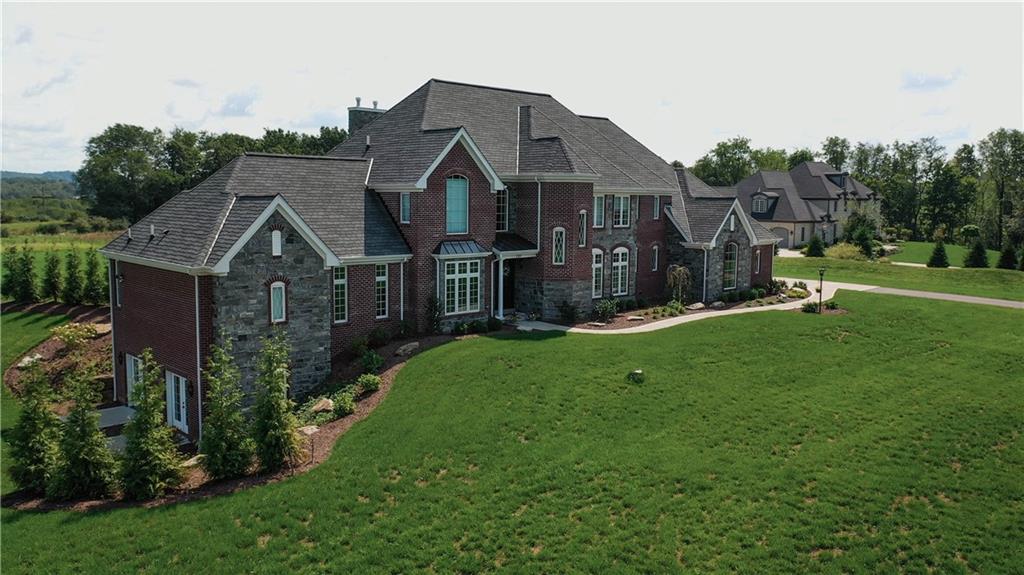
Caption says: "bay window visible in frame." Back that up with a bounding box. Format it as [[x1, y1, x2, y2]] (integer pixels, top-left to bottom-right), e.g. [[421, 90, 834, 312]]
[[444, 260, 481, 315]]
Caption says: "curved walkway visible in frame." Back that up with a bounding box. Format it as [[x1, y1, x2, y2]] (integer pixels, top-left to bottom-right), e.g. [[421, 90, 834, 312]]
[[517, 277, 1021, 335]]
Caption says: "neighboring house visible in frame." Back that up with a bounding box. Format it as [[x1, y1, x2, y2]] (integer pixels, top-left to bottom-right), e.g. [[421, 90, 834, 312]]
[[100, 79, 777, 441], [727, 162, 880, 248]]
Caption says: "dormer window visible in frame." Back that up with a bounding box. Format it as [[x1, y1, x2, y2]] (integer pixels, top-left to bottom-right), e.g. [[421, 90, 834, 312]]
[[752, 197, 768, 213], [827, 174, 846, 188]]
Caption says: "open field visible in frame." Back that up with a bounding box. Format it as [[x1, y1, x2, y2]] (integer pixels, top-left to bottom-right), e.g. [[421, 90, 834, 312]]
[[0, 232, 116, 300], [2, 292, 1022, 573], [775, 257, 1024, 301], [0, 310, 70, 495], [889, 241, 1001, 267]]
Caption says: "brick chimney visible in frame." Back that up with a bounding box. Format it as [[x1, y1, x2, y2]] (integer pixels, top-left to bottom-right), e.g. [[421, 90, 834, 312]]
[[348, 97, 387, 134]]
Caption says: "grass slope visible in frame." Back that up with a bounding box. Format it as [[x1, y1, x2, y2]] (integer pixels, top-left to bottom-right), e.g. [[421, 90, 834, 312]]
[[889, 241, 1001, 267], [775, 257, 1024, 301], [3, 292, 1023, 573], [1, 310, 69, 495]]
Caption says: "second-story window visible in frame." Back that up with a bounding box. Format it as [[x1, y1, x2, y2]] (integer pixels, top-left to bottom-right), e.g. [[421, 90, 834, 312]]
[[593, 195, 605, 227], [271, 230, 282, 257], [496, 188, 509, 232], [577, 211, 587, 247], [446, 175, 469, 234], [552, 227, 566, 265], [333, 266, 347, 323], [653, 196, 661, 220], [400, 192, 411, 223], [613, 195, 630, 227], [752, 197, 767, 213]]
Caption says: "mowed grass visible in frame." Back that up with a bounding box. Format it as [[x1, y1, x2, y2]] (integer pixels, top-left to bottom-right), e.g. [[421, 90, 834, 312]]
[[775, 257, 1024, 301], [3, 292, 1023, 573], [0, 310, 69, 495], [889, 241, 1001, 267]]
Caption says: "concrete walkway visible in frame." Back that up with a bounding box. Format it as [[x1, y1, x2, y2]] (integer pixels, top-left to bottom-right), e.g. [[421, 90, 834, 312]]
[[892, 261, 962, 269], [517, 277, 1021, 335]]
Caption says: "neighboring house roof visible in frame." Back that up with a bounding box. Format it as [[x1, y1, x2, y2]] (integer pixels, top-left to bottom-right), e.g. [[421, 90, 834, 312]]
[[101, 153, 409, 272], [735, 170, 825, 223], [669, 168, 778, 246], [328, 79, 678, 193]]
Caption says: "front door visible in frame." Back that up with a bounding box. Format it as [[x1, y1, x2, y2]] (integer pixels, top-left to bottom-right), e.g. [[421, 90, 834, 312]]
[[165, 371, 188, 433], [502, 261, 516, 311]]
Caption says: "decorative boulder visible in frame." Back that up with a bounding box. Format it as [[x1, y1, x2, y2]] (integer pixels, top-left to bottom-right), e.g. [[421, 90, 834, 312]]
[[627, 369, 645, 384], [396, 342, 420, 356], [298, 425, 320, 437], [709, 301, 726, 309], [685, 302, 705, 311], [311, 397, 334, 413], [17, 353, 42, 368], [627, 315, 644, 321]]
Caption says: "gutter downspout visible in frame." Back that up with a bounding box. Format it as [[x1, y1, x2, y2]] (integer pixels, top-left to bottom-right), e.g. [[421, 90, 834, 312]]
[[194, 275, 203, 442], [536, 178, 542, 247], [108, 258, 117, 402], [497, 255, 505, 320], [400, 261, 405, 321], [701, 247, 709, 303]]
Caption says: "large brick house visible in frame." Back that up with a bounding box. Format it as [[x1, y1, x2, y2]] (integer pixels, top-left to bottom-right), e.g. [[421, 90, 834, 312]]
[[100, 79, 778, 441]]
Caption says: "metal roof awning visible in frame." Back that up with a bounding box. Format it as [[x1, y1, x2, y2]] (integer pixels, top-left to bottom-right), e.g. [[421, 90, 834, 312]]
[[433, 240, 491, 259], [492, 233, 538, 258]]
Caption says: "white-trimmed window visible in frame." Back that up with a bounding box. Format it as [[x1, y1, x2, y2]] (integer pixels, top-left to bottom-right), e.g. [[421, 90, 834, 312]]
[[271, 230, 282, 257], [270, 281, 287, 323], [165, 370, 188, 433], [754, 249, 761, 274], [653, 196, 661, 220], [400, 192, 411, 224], [651, 245, 659, 272], [496, 188, 509, 232], [446, 175, 469, 234], [375, 264, 388, 319], [333, 266, 348, 323], [444, 260, 481, 315], [552, 227, 566, 265], [612, 247, 629, 296], [723, 242, 738, 290], [125, 353, 142, 407], [591, 249, 604, 298], [752, 197, 768, 213], [613, 195, 630, 227], [577, 211, 587, 247], [593, 195, 606, 227]]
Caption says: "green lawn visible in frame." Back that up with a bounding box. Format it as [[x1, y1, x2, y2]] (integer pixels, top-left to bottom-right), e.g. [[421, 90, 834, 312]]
[[889, 241, 1001, 267], [3, 292, 1022, 573], [1, 310, 69, 495], [0, 232, 115, 301], [775, 257, 1024, 301]]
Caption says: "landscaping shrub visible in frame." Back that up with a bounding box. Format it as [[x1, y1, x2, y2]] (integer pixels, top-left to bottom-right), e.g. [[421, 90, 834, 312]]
[[801, 302, 820, 313], [487, 316, 504, 331], [361, 349, 384, 374], [753, 288, 766, 299], [47, 362, 117, 500], [297, 396, 336, 426], [468, 319, 488, 333], [36, 222, 64, 235], [963, 238, 989, 268], [425, 296, 443, 334], [357, 373, 382, 393], [805, 234, 825, 257], [397, 320, 413, 339], [7, 244, 40, 303], [61, 248, 84, 305], [83, 249, 107, 304], [593, 298, 618, 322], [793, 281, 808, 290], [824, 300, 839, 310], [786, 288, 809, 299], [52, 322, 98, 353], [959, 224, 980, 244], [251, 331, 301, 473], [826, 242, 866, 260], [349, 336, 369, 358], [996, 243, 1019, 270], [332, 390, 356, 417], [854, 227, 875, 259], [451, 321, 468, 336], [927, 240, 950, 268], [368, 327, 391, 348], [200, 334, 254, 481], [8, 362, 61, 494], [844, 211, 878, 243], [120, 348, 184, 500], [765, 278, 787, 295], [558, 300, 580, 324], [41, 251, 62, 302]]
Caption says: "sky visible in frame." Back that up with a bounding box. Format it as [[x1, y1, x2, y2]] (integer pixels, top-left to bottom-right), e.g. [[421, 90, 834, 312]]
[[2, 2, 1022, 173]]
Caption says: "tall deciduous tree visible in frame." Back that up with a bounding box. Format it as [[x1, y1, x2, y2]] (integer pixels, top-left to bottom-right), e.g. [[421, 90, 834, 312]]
[[120, 348, 183, 500], [751, 147, 788, 171], [251, 330, 301, 473], [200, 334, 254, 480], [978, 128, 1024, 247], [787, 148, 815, 169], [820, 137, 851, 170], [76, 124, 168, 221], [691, 137, 755, 186]]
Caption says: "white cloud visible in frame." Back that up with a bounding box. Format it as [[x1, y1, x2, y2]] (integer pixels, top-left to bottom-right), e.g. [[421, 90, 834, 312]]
[[1, 2, 1021, 172]]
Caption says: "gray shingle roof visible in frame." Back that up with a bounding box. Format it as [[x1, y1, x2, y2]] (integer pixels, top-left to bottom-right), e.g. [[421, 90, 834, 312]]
[[328, 79, 678, 192], [734, 170, 825, 223], [102, 153, 409, 269], [493, 233, 537, 253]]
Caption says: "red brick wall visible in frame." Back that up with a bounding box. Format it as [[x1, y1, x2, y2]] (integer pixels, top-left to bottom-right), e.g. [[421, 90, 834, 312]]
[[635, 195, 672, 303], [329, 261, 405, 357], [751, 245, 774, 286], [516, 181, 593, 284], [111, 261, 205, 440]]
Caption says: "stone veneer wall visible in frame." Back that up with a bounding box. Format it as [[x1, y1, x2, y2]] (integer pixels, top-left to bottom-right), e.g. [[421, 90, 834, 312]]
[[212, 212, 331, 400]]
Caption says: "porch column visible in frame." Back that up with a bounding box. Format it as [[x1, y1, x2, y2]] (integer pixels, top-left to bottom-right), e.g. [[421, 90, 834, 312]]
[[497, 256, 505, 319]]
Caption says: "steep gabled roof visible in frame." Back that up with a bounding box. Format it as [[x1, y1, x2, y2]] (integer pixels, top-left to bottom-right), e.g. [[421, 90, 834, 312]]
[[735, 170, 825, 223], [789, 161, 876, 199], [101, 153, 409, 271]]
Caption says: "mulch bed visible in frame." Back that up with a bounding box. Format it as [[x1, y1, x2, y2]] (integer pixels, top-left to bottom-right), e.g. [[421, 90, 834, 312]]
[[1, 330, 470, 513]]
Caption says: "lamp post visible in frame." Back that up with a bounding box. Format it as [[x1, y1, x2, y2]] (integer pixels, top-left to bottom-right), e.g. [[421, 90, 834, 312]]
[[818, 267, 825, 314]]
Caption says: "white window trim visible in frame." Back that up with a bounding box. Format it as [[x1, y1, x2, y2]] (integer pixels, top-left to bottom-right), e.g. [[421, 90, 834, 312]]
[[723, 242, 738, 291], [125, 353, 142, 407], [271, 229, 282, 257], [593, 195, 606, 228], [496, 188, 509, 232], [612, 247, 629, 296], [754, 249, 761, 274], [577, 211, 587, 247], [375, 264, 389, 319], [652, 245, 659, 272], [446, 175, 470, 235], [333, 266, 348, 323], [443, 259, 482, 316], [400, 192, 411, 224], [729, 214, 736, 232], [270, 281, 287, 323], [552, 227, 566, 266], [591, 249, 604, 299], [165, 370, 188, 433], [752, 197, 768, 213], [653, 196, 661, 220], [613, 195, 630, 228]]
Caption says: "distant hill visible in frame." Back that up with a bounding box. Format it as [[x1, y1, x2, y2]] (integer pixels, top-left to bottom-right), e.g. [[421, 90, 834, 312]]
[[1, 170, 77, 199]]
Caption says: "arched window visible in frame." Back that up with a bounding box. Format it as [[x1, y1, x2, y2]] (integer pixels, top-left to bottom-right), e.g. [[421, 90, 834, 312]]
[[723, 242, 738, 290], [612, 247, 629, 296], [271, 230, 282, 257], [591, 249, 604, 298], [578, 210, 587, 247], [753, 248, 761, 274], [269, 281, 287, 323], [552, 227, 566, 265], [446, 175, 469, 234]]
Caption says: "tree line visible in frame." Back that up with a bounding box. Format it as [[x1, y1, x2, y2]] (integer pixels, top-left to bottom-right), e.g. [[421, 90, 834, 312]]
[[679, 129, 1024, 251], [76, 125, 348, 223]]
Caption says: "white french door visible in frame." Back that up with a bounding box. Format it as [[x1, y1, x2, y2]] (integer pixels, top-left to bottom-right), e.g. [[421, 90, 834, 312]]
[[125, 354, 143, 407], [165, 371, 189, 433]]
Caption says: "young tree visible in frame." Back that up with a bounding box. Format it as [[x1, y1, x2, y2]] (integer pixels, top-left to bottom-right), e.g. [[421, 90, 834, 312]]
[[820, 136, 851, 170], [251, 330, 300, 473], [963, 238, 990, 268], [82, 249, 107, 304], [996, 243, 1019, 270], [120, 348, 183, 499], [62, 248, 84, 305], [8, 362, 61, 494], [927, 240, 950, 268], [854, 227, 874, 259], [41, 251, 63, 302], [200, 334, 254, 481], [10, 244, 40, 303], [47, 362, 117, 500], [666, 264, 692, 303], [3, 244, 20, 300], [805, 234, 825, 257]]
